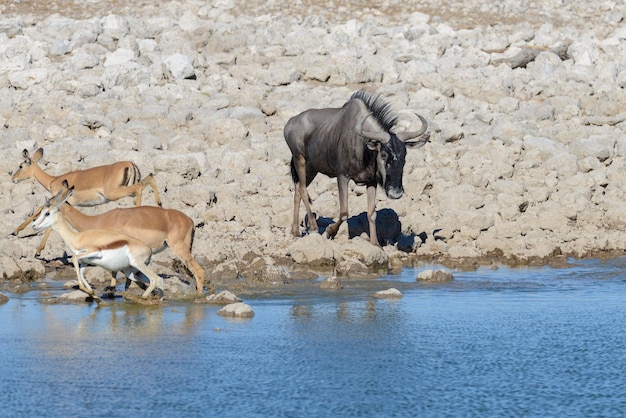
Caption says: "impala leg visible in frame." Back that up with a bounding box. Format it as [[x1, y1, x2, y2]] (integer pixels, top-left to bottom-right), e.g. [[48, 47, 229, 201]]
[[366, 185, 380, 246], [171, 245, 206, 293], [13, 205, 44, 236], [128, 252, 163, 299], [188, 259, 206, 294], [103, 271, 118, 293], [326, 175, 349, 239], [34, 229, 52, 257], [167, 220, 206, 294], [72, 255, 102, 304], [141, 173, 162, 207], [133, 263, 163, 299]]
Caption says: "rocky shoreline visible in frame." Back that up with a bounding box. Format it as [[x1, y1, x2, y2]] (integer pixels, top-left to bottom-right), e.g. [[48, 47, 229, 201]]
[[1, 1, 625, 297]]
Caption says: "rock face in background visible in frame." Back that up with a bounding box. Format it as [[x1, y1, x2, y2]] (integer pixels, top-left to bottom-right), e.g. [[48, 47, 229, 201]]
[[1, 0, 625, 285]]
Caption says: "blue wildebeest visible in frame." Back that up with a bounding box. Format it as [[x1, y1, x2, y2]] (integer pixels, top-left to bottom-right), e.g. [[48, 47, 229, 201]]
[[284, 90, 429, 246]]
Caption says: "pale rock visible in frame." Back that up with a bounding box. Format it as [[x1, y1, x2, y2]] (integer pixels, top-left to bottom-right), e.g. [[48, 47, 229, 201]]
[[204, 290, 242, 305], [221, 151, 250, 175], [0, 256, 45, 281], [104, 48, 136, 67], [217, 302, 255, 318], [417, 269, 454, 282], [8, 69, 48, 89], [569, 136, 613, 162], [102, 15, 130, 40], [153, 153, 201, 179], [102, 62, 150, 88], [336, 258, 369, 276], [266, 60, 300, 86], [163, 53, 195, 79], [319, 276, 343, 290], [339, 237, 388, 267], [373, 288, 403, 299], [206, 118, 249, 145], [287, 233, 336, 265], [210, 260, 240, 281], [58, 290, 92, 303]]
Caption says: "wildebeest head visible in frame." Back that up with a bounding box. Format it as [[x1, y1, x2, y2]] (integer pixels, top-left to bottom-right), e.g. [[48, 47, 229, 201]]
[[355, 93, 429, 200]]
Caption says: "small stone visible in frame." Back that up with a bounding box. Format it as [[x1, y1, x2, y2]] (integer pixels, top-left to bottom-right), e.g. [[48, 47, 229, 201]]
[[217, 302, 255, 318], [373, 288, 403, 299], [58, 290, 92, 302], [417, 269, 455, 282], [319, 276, 343, 290]]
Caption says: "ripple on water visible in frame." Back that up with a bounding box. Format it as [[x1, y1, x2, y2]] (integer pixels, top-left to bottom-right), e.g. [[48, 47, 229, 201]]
[[1, 258, 626, 416]]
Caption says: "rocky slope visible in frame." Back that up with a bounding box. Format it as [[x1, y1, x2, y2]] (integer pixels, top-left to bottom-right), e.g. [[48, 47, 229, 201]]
[[1, 0, 625, 292]]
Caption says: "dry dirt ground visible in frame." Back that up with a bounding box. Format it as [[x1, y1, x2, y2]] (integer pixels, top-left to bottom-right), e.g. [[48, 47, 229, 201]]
[[0, 0, 613, 28]]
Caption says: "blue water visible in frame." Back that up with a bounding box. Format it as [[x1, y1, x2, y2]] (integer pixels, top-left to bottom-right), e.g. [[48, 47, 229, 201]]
[[1, 258, 626, 417]]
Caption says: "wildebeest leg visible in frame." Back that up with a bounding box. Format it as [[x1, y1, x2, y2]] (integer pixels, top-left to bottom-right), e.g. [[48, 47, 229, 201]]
[[292, 185, 302, 236], [293, 155, 318, 235], [326, 175, 349, 239], [366, 184, 379, 246]]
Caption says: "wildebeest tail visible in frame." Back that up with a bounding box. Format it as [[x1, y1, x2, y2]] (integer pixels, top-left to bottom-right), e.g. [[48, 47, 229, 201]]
[[290, 158, 298, 184]]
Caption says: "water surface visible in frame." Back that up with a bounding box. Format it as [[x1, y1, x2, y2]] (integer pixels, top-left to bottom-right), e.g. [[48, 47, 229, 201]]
[[1, 258, 626, 417]]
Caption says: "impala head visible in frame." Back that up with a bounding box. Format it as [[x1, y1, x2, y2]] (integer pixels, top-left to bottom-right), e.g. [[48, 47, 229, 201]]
[[32, 184, 73, 231], [12, 148, 44, 183]]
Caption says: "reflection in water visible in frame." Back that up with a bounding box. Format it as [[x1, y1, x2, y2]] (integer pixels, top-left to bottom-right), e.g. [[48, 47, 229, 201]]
[[37, 302, 208, 340], [1, 258, 626, 417], [291, 299, 386, 324]]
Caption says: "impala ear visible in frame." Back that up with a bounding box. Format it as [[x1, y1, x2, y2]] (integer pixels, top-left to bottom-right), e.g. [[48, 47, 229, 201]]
[[22, 149, 29, 159], [49, 184, 74, 207], [65, 186, 75, 200], [59, 180, 72, 201], [32, 148, 43, 163]]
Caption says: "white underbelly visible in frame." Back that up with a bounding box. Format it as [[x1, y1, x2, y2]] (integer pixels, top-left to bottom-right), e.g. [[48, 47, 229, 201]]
[[82, 246, 134, 272]]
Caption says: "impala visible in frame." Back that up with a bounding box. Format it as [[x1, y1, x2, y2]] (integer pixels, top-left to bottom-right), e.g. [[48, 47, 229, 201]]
[[31, 186, 164, 303], [12, 148, 162, 206], [12, 147, 162, 256], [14, 181, 206, 294]]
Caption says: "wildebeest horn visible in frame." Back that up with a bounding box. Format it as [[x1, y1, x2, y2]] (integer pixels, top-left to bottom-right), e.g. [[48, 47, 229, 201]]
[[356, 113, 391, 143], [396, 114, 428, 142]]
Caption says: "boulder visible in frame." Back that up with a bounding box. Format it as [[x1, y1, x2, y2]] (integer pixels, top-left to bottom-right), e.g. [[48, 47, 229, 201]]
[[287, 233, 336, 265], [417, 269, 454, 282], [217, 302, 255, 318]]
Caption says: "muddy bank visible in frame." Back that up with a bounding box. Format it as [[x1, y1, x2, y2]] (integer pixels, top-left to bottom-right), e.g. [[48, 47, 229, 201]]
[[1, 1, 625, 296]]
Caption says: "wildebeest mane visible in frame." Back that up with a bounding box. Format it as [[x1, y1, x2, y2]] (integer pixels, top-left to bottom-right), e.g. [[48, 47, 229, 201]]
[[350, 90, 398, 132]]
